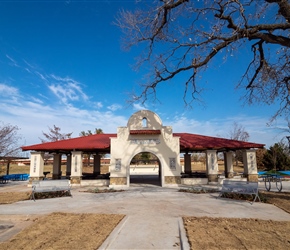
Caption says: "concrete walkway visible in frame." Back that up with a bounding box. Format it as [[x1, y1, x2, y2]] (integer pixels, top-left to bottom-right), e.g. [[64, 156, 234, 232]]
[[1, 182, 290, 249]]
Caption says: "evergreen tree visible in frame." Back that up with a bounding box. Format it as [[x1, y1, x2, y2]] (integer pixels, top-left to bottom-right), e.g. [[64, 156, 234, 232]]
[[263, 142, 290, 171]]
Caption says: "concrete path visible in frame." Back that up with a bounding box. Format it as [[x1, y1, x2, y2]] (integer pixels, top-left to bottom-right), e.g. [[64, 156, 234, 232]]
[[1, 182, 290, 249]]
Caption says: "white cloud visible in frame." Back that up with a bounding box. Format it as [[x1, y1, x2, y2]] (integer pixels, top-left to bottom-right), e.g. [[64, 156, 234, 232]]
[[133, 103, 146, 110], [0, 83, 19, 97], [38, 93, 49, 100], [6, 54, 19, 67], [29, 96, 43, 104], [0, 94, 128, 146], [107, 104, 122, 111], [35, 71, 47, 81], [48, 74, 89, 104], [94, 102, 103, 109], [168, 114, 285, 148]]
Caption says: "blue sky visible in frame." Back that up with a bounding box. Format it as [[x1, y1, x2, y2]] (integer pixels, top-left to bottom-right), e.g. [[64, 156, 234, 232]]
[[0, 0, 288, 149]]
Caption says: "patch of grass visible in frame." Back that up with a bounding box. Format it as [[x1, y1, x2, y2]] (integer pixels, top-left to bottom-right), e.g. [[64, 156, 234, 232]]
[[179, 187, 218, 194], [84, 188, 125, 193], [34, 190, 71, 200]]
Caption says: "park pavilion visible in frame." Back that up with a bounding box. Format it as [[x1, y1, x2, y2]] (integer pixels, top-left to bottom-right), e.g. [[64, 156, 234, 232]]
[[22, 110, 264, 187]]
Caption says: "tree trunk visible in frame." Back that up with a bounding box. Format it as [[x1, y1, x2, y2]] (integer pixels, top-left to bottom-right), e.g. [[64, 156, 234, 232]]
[[6, 161, 10, 175]]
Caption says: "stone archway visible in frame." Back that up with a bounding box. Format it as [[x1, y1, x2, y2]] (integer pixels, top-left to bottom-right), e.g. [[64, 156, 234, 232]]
[[129, 151, 162, 186], [109, 110, 181, 188]]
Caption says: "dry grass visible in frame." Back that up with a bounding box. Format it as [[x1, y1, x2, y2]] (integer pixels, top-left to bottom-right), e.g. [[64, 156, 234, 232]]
[[183, 217, 290, 250], [0, 212, 125, 250], [191, 161, 245, 174], [0, 192, 31, 204]]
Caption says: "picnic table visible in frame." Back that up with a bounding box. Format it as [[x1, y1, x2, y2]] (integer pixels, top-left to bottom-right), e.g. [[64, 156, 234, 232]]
[[260, 174, 282, 192], [0, 174, 29, 183]]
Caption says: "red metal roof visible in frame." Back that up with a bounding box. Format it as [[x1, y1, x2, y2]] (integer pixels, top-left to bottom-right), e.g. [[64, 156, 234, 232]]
[[21, 134, 116, 152], [22, 132, 264, 152], [130, 130, 161, 135], [175, 133, 264, 151]]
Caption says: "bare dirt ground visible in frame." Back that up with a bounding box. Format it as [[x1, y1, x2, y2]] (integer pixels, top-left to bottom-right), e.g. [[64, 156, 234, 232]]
[[0, 191, 290, 249]]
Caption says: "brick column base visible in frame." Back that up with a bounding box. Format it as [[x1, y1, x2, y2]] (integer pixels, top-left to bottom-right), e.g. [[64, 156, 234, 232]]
[[70, 176, 82, 184], [164, 176, 181, 184], [245, 174, 258, 182], [110, 177, 127, 185]]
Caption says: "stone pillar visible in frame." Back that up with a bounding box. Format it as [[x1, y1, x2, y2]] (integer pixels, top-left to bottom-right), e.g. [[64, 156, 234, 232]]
[[93, 154, 101, 176], [29, 152, 44, 184], [52, 153, 62, 179], [224, 151, 234, 178], [243, 149, 258, 182], [109, 158, 128, 188], [206, 150, 218, 182], [66, 154, 72, 177], [70, 151, 83, 184], [184, 153, 192, 174]]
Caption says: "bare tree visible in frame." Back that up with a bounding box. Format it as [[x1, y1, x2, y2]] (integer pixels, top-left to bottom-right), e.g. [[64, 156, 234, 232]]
[[40, 125, 72, 143], [0, 122, 22, 174], [275, 117, 290, 149], [79, 128, 104, 166], [229, 122, 250, 166], [116, 0, 290, 121], [79, 128, 103, 137], [39, 126, 72, 166], [0, 122, 21, 157], [229, 122, 250, 141]]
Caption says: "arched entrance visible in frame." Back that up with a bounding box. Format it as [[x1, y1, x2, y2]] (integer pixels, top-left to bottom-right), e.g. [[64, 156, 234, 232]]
[[129, 152, 162, 186], [109, 110, 181, 188]]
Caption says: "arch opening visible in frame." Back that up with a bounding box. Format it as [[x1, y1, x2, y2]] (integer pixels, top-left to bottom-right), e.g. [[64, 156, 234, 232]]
[[129, 152, 161, 186], [142, 117, 148, 128]]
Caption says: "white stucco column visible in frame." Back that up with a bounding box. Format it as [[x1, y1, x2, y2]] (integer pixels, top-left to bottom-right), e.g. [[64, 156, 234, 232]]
[[70, 151, 83, 184], [52, 153, 62, 179], [206, 150, 218, 182], [109, 157, 128, 188], [93, 154, 101, 176], [242, 149, 258, 182], [184, 153, 192, 174], [66, 154, 72, 177], [224, 151, 234, 178], [29, 152, 44, 184]]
